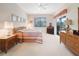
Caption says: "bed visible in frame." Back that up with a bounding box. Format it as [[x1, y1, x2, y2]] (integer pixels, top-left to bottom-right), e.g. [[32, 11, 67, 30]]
[[16, 29, 43, 44]]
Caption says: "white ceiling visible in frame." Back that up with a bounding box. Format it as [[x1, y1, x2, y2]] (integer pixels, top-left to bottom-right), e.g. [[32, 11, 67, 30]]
[[17, 3, 66, 14]]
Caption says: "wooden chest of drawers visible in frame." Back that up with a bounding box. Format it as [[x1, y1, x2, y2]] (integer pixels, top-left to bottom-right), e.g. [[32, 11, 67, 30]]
[[0, 34, 17, 53], [60, 32, 79, 55]]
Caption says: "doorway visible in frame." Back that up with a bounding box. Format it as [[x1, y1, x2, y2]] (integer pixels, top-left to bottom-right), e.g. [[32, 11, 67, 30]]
[[56, 16, 67, 35]]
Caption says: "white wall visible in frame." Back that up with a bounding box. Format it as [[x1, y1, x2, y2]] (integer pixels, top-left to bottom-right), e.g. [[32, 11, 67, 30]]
[[66, 3, 79, 30], [0, 3, 27, 28], [27, 14, 57, 34], [53, 3, 79, 31]]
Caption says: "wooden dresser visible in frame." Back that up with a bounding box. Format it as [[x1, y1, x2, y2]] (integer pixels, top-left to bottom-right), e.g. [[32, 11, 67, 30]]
[[0, 34, 17, 53], [60, 32, 79, 55]]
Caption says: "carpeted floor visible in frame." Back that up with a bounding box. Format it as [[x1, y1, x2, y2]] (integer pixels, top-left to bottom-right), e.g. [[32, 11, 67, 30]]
[[0, 32, 74, 56]]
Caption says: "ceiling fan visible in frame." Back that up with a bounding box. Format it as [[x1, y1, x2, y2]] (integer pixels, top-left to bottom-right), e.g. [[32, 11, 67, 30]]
[[38, 3, 49, 9]]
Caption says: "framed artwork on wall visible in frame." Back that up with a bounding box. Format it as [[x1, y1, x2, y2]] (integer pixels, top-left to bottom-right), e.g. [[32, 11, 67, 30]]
[[11, 14, 17, 22], [18, 16, 21, 22], [21, 17, 26, 22], [11, 14, 26, 23], [22, 18, 25, 22]]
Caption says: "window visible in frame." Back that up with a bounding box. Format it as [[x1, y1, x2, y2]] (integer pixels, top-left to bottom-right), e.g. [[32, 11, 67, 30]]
[[34, 16, 46, 27]]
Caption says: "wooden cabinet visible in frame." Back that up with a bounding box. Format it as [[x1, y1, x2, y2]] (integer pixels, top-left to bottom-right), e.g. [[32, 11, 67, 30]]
[[60, 32, 79, 55], [0, 35, 17, 53]]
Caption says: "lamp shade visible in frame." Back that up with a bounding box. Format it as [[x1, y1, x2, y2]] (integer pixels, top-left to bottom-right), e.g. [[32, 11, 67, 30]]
[[65, 19, 72, 25], [4, 21, 14, 29]]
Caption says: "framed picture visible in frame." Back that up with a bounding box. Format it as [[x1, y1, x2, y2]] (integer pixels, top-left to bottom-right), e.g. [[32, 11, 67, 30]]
[[21, 18, 26, 22], [11, 14, 17, 22], [20, 17, 23, 22], [18, 16, 21, 22], [11, 14, 26, 23], [23, 18, 25, 22]]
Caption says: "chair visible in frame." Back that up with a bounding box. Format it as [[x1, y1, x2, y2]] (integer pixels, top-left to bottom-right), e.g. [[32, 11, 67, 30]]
[[47, 26, 54, 34]]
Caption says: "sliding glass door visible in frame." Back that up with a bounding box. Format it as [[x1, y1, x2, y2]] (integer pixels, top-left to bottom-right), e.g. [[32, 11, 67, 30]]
[[57, 16, 67, 35]]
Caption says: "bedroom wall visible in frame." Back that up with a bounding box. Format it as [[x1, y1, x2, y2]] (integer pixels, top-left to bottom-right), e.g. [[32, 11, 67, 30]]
[[27, 14, 57, 34], [66, 3, 79, 30], [0, 3, 27, 28]]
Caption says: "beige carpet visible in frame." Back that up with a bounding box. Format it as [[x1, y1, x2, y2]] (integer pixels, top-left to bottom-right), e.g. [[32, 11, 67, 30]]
[[0, 33, 74, 56]]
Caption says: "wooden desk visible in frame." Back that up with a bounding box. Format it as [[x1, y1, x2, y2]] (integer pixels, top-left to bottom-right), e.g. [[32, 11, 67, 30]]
[[0, 34, 17, 53]]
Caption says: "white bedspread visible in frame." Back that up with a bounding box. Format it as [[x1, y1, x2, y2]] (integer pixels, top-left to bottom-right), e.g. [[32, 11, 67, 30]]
[[18, 29, 41, 33]]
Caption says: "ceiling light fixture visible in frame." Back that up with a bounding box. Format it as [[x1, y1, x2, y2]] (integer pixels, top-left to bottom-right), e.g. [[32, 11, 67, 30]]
[[38, 3, 48, 9]]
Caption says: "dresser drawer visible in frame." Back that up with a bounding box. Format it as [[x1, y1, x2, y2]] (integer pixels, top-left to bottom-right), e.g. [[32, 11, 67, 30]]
[[60, 32, 79, 55]]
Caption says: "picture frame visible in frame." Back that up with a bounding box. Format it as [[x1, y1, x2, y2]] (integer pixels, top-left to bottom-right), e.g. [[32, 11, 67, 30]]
[[11, 14, 17, 22], [11, 14, 26, 23]]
